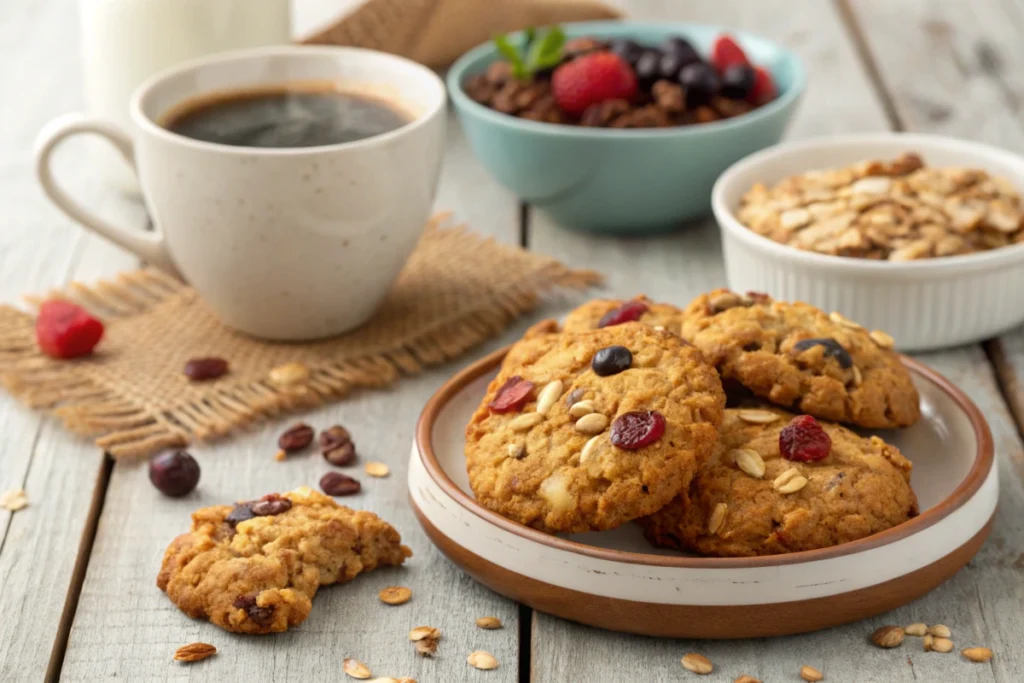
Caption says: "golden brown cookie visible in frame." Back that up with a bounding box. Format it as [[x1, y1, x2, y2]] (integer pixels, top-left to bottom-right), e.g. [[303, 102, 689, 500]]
[[466, 323, 725, 534], [562, 295, 687, 335], [680, 289, 920, 428], [157, 487, 411, 634], [641, 407, 918, 557]]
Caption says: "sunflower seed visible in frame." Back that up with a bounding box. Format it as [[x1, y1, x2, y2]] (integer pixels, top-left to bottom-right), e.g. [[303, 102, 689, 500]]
[[905, 622, 928, 636], [535, 380, 563, 415], [467, 651, 499, 670], [574, 413, 609, 435], [509, 413, 544, 431], [680, 653, 713, 674], [928, 624, 951, 638], [800, 665, 824, 681], [736, 409, 779, 424], [568, 400, 596, 418], [365, 462, 390, 478], [476, 616, 503, 629], [708, 503, 728, 536], [344, 658, 372, 679], [733, 449, 766, 478], [962, 647, 994, 662]]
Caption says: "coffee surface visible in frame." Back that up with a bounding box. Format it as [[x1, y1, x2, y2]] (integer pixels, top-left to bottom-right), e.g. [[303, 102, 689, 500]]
[[164, 85, 410, 148]]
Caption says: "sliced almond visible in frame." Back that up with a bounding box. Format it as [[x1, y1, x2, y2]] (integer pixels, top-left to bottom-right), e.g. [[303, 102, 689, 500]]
[[869, 330, 895, 349], [800, 665, 824, 682], [408, 626, 440, 641], [568, 400, 595, 418], [777, 475, 809, 495], [574, 413, 609, 435], [344, 658, 372, 679], [962, 646, 994, 662], [476, 616, 503, 630], [905, 622, 928, 637], [707, 503, 728, 536], [364, 461, 390, 478], [680, 653, 713, 675], [467, 651, 499, 670], [378, 586, 411, 605], [173, 642, 217, 662], [509, 413, 544, 432], [535, 380, 563, 415], [732, 449, 766, 479], [736, 409, 779, 424], [928, 624, 951, 638]]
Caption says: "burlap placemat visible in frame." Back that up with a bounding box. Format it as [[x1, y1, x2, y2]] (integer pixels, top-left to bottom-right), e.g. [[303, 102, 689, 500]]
[[0, 215, 599, 459]]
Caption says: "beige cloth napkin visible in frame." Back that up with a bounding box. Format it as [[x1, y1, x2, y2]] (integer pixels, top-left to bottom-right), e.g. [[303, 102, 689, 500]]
[[300, 0, 622, 68]]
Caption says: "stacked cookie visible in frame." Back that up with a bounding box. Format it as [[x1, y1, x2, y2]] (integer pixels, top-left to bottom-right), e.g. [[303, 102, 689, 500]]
[[465, 289, 921, 557]]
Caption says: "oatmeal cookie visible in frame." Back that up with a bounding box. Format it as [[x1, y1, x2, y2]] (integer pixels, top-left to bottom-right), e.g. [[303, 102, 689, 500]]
[[466, 323, 725, 534], [157, 487, 412, 634], [561, 295, 687, 335], [641, 407, 918, 556], [680, 289, 920, 428]]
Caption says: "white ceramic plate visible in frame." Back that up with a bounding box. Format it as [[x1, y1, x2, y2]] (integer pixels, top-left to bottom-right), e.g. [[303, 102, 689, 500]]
[[409, 347, 997, 638]]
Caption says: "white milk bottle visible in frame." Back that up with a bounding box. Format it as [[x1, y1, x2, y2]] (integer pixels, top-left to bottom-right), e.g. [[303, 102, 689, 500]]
[[79, 0, 292, 192]]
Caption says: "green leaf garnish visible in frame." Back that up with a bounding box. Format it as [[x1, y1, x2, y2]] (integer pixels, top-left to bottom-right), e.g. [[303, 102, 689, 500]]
[[493, 26, 565, 80], [493, 34, 528, 80], [526, 26, 566, 72]]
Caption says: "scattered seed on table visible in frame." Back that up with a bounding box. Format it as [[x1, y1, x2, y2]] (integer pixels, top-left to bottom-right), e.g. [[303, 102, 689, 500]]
[[905, 622, 927, 637], [378, 586, 411, 605], [274, 449, 287, 462], [414, 639, 437, 657], [268, 361, 310, 386], [734, 676, 761, 683], [871, 625, 905, 648], [278, 422, 314, 452], [962, 647, 994, 663], [408, 626, 440, 642], [320, 472, 361, 496], [467, 651, 499, 670], [344, 658, 372, 679], [173, 642, 216, 663], [800, 665, 824, 681], [680, 653, 713, 674], [931, 637, 954, 653], [476, 616, 503, 629], [928, 624, 951, 638], [0, 488, 28, 512], [365, 462, 390, 478]]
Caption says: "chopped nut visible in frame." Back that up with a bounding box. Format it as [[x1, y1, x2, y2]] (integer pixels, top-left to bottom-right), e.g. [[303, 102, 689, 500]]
[[928, 624, 951, 638], [905, 622, 928, 636], [269, 361, 311, 386], [962, 646, 994, 662], [173, 642, 217, 662], [476, 616, 503, 629], [568, 400, 596, 418], [509, 413, 544, 432], [800, 665, 824, 681], [408, 626, 440, 641], [680, 653, 713, 674], [535, 380, 563, 415], [732, 448, 766, 479], [869, 330, 895, 348], [0, 488, 28, 512], [707, 503, 728, 535], [344, 658, 372, 679], [365, 462, 390, 478], [378, 586, 411, 605], [467, 651, 499, 670], [574, 413, 609, 434], [871, 625, 905, 648], [736, 409, 779, 424], [931, 637, 954, 653]]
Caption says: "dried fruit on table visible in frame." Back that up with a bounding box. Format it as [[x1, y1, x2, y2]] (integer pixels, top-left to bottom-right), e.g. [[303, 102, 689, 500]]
[[35, 300, 104, 359], [183, 357, 229, 381], [278, 423, 314, 452], [321, 425, 357, 466], [149, 451, 200, 497], [173, 642, 217, 662], [320, 472, 361, 496]]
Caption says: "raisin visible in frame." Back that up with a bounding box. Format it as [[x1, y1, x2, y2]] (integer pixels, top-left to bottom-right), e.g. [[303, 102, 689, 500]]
[[233, 595, 275, 626], [597, 300, 649, 328], [278, 423, 314, 452], [183, 357, 228, 381], [148, 450, 200, 497], [591, 345, 633, 376], [320, 471, 361, 496], [610, 410, 666, 450], [779, 415, 832, 462], [320, 425, 357, 466], [792, 337, 853, 369], [250, 493, 292, 516], [488, 376, 535, 414]]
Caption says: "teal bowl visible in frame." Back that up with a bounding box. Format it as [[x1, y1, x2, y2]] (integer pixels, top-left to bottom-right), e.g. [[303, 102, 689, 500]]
[[447, 21, 806, 233]]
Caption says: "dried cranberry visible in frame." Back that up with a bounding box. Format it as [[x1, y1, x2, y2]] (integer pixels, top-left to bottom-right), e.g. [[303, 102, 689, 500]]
[[35, 300, 104, 359], [250, 493, 292, 516], [779, 415, 832, 462], [148, 450, 200, 497], [320, 471, 361, 496], [225, 503, 255, 527], [591, 345, 633, 376], [792, 338, 853, 369], [488, 376, 535, 414], [233, 595, 275, 626], [597, 300, 649, 328], [184, 357, 228, 381], [320, 425, 356, 466], [610, 411, 666, 450], [278, 422, 314, 452]]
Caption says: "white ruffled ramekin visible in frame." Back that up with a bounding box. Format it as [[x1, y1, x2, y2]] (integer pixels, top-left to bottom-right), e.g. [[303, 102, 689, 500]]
[[712, 133, 1024, 351]]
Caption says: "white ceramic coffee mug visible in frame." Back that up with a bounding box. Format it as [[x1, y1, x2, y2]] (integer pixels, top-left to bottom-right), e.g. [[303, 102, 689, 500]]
[[35, 46, 446, 341]]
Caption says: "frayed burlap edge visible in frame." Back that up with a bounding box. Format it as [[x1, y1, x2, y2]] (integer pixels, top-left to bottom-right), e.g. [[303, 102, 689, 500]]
[[0, 216, 601, 458]]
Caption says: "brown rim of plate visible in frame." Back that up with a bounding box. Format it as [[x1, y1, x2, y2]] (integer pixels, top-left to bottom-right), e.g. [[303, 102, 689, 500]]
[[415, 345, 996, 569]]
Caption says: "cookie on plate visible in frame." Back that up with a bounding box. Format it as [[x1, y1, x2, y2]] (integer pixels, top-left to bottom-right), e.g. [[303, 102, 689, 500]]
[[466, 323, 725, 534], [157, 487, 412, 634], [680, 289, 921, 428], [562, 295, 687, 335], [640, 407, 919, 557]]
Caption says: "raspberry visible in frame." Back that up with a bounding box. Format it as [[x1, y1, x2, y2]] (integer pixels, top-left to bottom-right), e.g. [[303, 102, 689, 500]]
[[749, 66, 777, 105], [597, 299, 649, 328], [552, 51, 638, 116], [711, 34, 750, 72], [610, 410, 666, 450], [35, 300, 104, 359], [779, 415, 832, 462], [488, 375, 535, 413]]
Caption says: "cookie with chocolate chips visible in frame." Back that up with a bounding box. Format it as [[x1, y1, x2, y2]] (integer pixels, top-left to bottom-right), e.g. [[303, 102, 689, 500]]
[[465, 323, 724, 534], [679, 289, 921, 428], [157, 487, 411, 634], [640, 407, 919, 557]]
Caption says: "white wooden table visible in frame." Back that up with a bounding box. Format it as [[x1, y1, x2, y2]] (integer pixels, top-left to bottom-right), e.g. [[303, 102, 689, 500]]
[[3, 0, 1024, 680]]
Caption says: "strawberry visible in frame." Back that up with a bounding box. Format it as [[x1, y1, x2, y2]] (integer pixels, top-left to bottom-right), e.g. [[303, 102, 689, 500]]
[[711, 34, 749, 72], [551, 51, 637, 116], [749, 66, 777, 105], [36, 300, 104, 359]]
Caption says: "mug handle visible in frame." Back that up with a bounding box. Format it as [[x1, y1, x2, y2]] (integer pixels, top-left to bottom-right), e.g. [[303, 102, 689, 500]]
[[34, 113, 176, 272]]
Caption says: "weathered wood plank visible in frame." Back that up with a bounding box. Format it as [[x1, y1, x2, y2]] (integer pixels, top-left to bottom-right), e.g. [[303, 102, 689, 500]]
[[527, 0, 1022, 681], [0, 0, 143, 678]]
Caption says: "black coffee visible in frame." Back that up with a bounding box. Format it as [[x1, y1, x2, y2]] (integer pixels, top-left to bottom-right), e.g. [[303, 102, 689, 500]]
[[163, 84, 411, 148]]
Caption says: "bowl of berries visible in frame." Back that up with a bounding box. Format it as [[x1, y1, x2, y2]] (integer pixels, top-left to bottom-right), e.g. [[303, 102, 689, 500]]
[[448, 22, 805, 233]]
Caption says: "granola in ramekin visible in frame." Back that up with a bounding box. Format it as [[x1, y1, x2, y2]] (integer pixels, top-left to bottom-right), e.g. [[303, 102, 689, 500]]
[[736, 152, 1024, 260]]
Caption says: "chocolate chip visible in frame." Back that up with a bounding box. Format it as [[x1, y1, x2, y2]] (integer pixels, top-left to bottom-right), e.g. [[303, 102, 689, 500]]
[[183, 357, 228, 381], [225, 503, 256, 527], [249, 493, 292, 516], [278, 422, 314, 452], [591, 345, 633, 376], [233, 595, 274, 626], [792, 338, 854, 369], [320, 472, 361, 496]]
